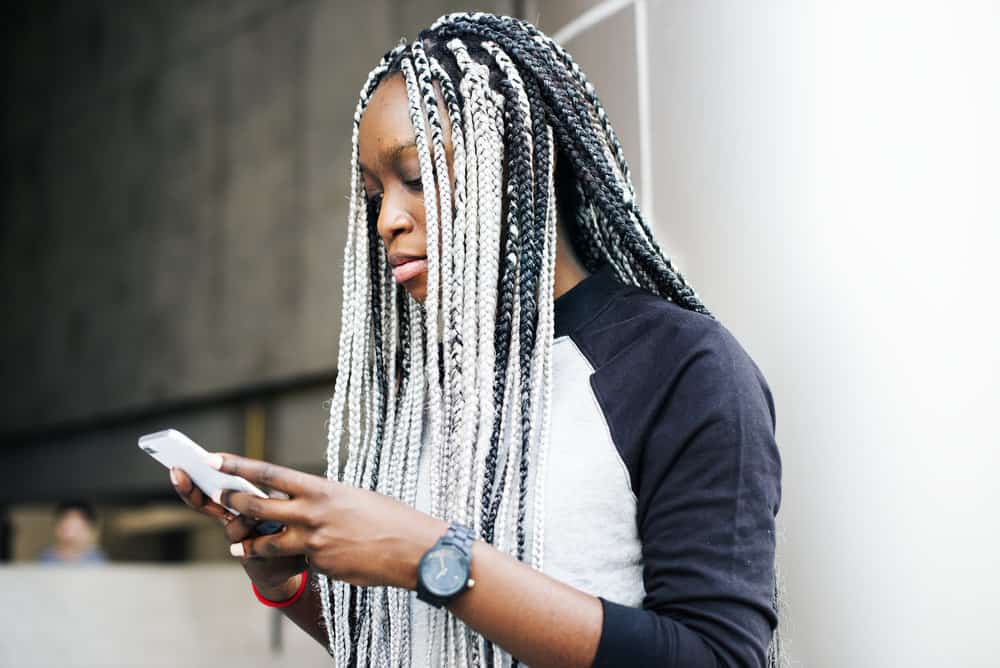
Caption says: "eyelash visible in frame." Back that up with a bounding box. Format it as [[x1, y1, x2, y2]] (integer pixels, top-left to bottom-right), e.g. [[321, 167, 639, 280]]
[[365, 179, 423, 212]]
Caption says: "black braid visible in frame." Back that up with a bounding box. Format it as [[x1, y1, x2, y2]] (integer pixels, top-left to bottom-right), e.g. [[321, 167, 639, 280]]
[[480, 75, 528, 544], [395, 282, 410, 409], [367, 205, 389, 491], [566, 177, 604, 271], [521, 15, 706, 307], [427, 15, 710, 314], [514, 72, 552, 561], [483, 60, 545, 547]]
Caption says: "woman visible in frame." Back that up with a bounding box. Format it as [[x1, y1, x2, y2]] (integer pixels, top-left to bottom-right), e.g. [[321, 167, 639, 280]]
[[171, 13, 782, 667]]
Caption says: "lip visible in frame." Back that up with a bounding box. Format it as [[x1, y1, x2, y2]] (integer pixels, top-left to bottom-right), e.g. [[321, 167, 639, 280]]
[[388, 253, 425, 267], [389, 255, 427, 283]]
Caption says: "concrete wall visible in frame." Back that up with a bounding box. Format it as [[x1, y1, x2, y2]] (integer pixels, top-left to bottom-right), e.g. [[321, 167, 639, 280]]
[[1, 1, 514, 503], [1, 0, 513, 437], [530, 2, 1000, 667]]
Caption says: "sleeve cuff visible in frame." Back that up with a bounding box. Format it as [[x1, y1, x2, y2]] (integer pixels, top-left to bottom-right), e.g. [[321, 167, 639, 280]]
[[593, 597, 650, 667]]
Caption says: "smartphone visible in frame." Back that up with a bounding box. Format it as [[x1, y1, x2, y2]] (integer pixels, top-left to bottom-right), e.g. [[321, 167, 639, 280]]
[[138, 428, 283, 535]]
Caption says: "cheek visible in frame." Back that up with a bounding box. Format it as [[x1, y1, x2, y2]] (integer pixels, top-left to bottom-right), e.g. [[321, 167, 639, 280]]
[[57, 518, 86, 540], [410, 195, 429, 238]]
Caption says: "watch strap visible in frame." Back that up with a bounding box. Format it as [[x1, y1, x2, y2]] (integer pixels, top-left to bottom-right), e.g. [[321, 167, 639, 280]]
[[442, 523, 475, 558]]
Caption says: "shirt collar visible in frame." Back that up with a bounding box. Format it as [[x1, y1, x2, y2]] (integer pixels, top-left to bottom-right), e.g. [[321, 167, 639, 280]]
[[553, 265, 624, 338]]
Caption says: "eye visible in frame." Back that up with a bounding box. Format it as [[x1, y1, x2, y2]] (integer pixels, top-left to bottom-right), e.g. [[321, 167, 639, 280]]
[[404, 178, 423, 192]]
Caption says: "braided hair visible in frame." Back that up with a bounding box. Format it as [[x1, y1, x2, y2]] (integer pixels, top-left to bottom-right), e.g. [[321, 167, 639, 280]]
[[322, 12, 781, 668]]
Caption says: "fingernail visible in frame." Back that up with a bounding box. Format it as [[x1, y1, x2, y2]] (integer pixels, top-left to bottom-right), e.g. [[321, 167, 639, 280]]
[[205, 453, 223, 470], [210, 489, 223, 506], [169, 468, 179, 486], [230, 543, 245, 558]]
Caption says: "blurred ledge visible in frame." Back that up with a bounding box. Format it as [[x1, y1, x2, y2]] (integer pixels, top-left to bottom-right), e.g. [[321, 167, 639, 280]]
[[0, 563, 331, 667], [0, 368, 337, 448], [111, 504, 212, 535], [0, 372, 336, 505]]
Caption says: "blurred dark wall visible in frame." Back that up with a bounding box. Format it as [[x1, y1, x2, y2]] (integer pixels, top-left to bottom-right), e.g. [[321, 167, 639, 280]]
[[0, 0, 515, 502]]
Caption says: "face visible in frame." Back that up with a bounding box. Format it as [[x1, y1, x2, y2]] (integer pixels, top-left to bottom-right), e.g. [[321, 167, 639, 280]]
[[55, 509, 96, 549], [357, 73, 454, 303]]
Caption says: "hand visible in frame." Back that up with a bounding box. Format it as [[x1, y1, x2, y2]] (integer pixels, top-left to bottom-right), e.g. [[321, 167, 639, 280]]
[[208, 453, 448, 590], [169, 467, 307, 599]]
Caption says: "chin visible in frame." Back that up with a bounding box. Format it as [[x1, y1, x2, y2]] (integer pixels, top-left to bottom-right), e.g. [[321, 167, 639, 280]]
[[405, 277, 428, 303]]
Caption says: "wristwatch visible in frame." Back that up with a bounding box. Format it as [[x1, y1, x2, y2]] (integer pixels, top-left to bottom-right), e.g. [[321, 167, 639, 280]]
[[416, 523, 477, 608]]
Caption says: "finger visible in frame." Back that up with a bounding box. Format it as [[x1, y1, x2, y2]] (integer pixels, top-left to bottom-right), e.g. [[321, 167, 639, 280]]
[[170, 468, 232, 522], [207, 453, 315, 498], [231, 527, 307, 560], [224, 514, 258, 543], [216, 489, 314, 526]]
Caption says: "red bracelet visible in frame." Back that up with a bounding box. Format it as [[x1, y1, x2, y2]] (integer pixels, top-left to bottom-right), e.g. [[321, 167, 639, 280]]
[[252, 570, 309, 608]]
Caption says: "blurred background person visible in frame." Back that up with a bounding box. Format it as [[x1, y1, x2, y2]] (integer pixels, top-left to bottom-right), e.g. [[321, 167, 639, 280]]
[[37, 501, 107, 565]]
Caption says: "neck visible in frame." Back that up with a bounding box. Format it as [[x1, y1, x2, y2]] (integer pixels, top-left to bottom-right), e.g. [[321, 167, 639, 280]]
[[552, 223, 589, 300], [56, 543, 92, 559]]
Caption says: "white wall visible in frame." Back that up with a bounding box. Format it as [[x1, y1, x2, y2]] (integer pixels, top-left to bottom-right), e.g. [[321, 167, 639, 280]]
[[540, 1, 1000, 666]]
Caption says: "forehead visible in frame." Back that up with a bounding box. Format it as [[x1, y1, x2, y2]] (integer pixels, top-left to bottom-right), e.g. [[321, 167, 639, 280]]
[[357, 72, 453, 164], [358, 74, 414, 155]]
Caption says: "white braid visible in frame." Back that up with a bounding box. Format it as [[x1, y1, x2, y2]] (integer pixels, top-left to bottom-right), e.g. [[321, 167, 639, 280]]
[[531, 126, 558, 572], [446, 38, 511, 667], [428, 56, 476, 668], [452, 61, 481, 534], [428, 57, 470, 516], [323, 42, 409, 665], [411, 42, 456, 528], [399, 55, 455, 668], [448, 38, 504, 544], [398, 297, 427, 668]]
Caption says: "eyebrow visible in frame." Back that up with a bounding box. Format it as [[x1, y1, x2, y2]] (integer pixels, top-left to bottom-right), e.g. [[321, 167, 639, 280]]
[[359, 140, 418, 175]]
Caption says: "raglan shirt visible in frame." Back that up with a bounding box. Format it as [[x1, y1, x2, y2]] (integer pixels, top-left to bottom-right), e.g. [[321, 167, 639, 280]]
[[410, 266, 782, 667]]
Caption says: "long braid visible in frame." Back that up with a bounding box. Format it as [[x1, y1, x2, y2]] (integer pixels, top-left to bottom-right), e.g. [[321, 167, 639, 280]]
[[480, 40, 535, 547], [493, 46, 552, 562], [429, 57, 476, 668], [446, 41, 485, 534], [480, 142, 520, 546], [429, 57, 469, 512], [530, 125, 558, 573], [399, 54, 450, 667], [448, 39, 506, 665]]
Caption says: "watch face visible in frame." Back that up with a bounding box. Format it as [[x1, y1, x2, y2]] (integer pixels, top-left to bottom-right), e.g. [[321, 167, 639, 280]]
[[419, 545, 468, 597]]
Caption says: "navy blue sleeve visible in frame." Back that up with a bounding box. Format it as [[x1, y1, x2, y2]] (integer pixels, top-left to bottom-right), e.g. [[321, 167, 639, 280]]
[[575, 301, 781, 668]]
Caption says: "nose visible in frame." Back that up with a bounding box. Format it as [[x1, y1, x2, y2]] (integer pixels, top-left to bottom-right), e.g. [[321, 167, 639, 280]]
[[375, 193, 415, 246]]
